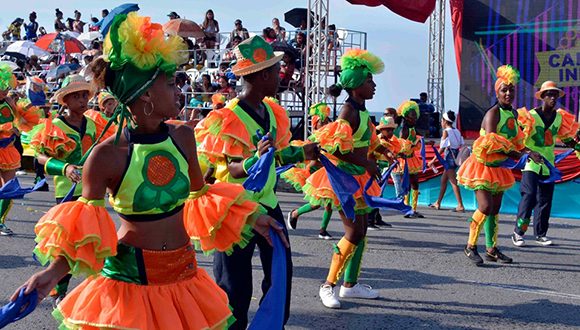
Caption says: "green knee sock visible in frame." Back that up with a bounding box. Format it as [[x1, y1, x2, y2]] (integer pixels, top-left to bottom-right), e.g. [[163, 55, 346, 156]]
[[0, 199, 12, 225], [320, 208, 332, 231], [296, 203, 315, 216], [344, 238, 367, 283], [484, 215, 498, 249], [55, 274, 72, 296]]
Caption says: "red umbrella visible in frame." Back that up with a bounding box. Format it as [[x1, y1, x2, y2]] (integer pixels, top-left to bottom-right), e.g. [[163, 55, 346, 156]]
[[346, 0, 435, 23], [163, 19, 205, 39], [35, 33, 86, 54]]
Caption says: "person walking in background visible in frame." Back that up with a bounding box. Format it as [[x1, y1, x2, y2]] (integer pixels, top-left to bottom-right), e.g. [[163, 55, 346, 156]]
[[428, 110, 465, 212], [512, 81, 580, 247]]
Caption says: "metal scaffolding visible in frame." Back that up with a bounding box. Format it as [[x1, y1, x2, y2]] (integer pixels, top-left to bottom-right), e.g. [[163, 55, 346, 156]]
[[427, 0, 446, 114], [304, 0, 330, 137]]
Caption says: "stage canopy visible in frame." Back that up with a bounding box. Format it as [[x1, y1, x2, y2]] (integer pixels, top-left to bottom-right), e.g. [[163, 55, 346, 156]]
[[346, 0, 436, 23]]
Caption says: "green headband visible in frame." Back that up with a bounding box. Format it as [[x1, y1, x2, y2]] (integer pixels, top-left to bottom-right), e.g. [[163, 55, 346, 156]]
[[338, 67, 369, 90]]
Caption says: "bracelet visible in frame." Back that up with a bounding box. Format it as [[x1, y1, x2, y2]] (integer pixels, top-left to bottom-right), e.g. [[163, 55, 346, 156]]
[[45, 157, 70, 176]]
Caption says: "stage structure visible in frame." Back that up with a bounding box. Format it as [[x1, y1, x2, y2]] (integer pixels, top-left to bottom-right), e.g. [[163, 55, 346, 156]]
[[454, 0, 580, 137], [304, 0, 331, 137], [427, 0, 446, 114]]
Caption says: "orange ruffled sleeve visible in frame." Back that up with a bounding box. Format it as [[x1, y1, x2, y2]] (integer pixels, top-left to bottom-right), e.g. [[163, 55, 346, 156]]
[[85, 110, 117, 141], [183, 183, 258, 255], [556, 108, 579, 142], [516, 107, 536, 141], [34, 198, 118, 276], [29, 119, 77, 159], [311, 119, 354, 154], [265, 98, 292, 150], [14, 100, 42, 132], [472, 133, 517, 166], [195, 107, 255, 163]]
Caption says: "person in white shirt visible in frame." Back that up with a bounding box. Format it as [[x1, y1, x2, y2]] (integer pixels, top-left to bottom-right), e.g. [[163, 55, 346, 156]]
[[428, 110, 465, 212]]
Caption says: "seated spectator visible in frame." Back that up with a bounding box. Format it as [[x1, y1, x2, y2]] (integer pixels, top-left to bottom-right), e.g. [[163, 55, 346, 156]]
[[223, 36, 242, 63], [168, 11, 180, 20], [262, 27, 276, 43], [411, 92, 435, 114], [89, 17, 100, 31], [278, 51, 297, 92], [229, 19, 249, 42], [176, 72, 193, 108], [189, 88, 205, 108], [27, 76, 47, 107], [272, 18, 286, 41], [216, 76, 234, 96], [199, 73, 216, 103], [217, 63, 236, 81]]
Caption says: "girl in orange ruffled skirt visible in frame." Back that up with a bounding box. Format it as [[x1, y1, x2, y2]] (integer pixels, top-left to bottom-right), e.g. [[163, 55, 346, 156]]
[[457, 65, 543, 266], [11, 13, 287, 330]]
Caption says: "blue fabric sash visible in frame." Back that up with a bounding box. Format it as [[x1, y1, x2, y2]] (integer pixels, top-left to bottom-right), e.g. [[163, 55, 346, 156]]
[[0, 178, 46, 199], [0, 288, 38, 328], [248, 228, 287, 330], [319, 154, 358, 220]]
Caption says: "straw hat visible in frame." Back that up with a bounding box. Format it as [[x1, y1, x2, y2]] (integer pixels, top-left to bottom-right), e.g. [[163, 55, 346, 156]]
[[52, 75, 95, 106], [232, 36, 283, 76], [377, 116, 397, 130], [535, 80, 565, 100]]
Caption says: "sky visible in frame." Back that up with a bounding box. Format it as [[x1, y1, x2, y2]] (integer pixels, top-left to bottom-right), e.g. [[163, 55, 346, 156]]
[[2, 0, 460, 114]]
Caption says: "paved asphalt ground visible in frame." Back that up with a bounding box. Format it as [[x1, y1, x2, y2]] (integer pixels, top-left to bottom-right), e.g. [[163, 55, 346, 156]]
[[1, 175, 579, 329]]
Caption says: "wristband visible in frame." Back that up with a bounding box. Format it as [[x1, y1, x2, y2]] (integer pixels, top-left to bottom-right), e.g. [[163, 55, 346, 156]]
[[242, 153, 260, 174], [45, 157, 70, 176]]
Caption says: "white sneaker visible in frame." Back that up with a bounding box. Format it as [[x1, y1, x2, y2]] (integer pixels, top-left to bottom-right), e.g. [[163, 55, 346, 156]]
[[339, 283, 379, 299], [15, 170, 27, 176], [319, 284, 341, 309], [512, 232, 525, 247], [536, 236, 553, 246]]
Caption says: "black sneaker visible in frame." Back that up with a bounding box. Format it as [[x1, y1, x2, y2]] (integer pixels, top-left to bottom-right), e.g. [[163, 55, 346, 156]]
[[318, 230, 332, 240], [286, 210, 298, 230], [464, 246, 483, 265], [367, 223, 380, 231], [485, 248, 513, 263], [415, 212, 425, 218], [535, 236, 553, 246], [375, 218, 392, 227], [38, 181, 49, 192]]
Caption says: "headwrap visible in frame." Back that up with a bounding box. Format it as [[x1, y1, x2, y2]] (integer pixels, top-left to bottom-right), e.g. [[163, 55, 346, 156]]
[[95, 12, 188, 146], [397, 100, 420, 118], [211, 93, 226, 107], [0, 64, 17, 91], [103, 12, 188, 105], [494, 65, 520, 94], [337, 49, 384, 90], [76, 12, 188, 165], [309, 102, 331, 128], [97, 90, 116, 108]]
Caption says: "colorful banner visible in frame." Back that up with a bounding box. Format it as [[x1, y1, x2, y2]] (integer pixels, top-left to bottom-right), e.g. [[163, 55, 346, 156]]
[[536, 47, 580, 87], [457, 0, 580, 135]]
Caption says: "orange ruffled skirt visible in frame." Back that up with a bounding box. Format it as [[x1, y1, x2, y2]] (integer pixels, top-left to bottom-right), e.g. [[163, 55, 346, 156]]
[[0, 144, 21, 170], [281, 166, 311, 192], [456, 154, 515, 193], [55, 243, 233, 330], [302, 167, 381, 214], [394, 155, 422, 175]]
